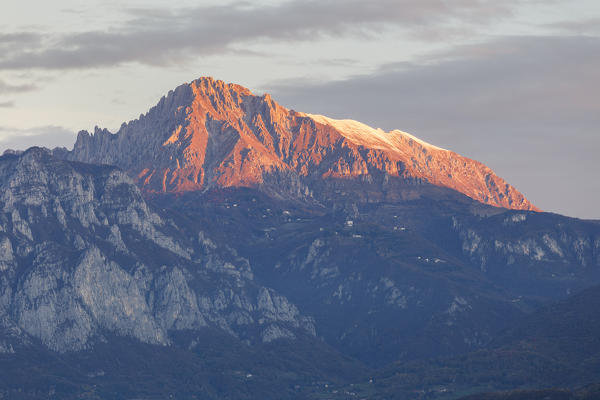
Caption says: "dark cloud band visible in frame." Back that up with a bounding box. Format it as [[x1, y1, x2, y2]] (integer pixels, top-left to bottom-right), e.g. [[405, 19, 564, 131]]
[[0, 0, 521, 71]]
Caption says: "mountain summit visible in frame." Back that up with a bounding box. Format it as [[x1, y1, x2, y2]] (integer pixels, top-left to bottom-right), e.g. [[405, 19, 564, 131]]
[[68, 77, 538, 211]]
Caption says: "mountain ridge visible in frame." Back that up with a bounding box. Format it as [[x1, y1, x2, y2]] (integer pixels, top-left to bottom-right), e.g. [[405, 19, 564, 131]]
[[65, 76, 539, 211], [1, 79, 599, 399]]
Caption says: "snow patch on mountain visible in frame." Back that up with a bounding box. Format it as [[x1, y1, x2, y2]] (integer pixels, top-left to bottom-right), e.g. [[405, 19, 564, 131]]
[[306, 113, 447, 152]]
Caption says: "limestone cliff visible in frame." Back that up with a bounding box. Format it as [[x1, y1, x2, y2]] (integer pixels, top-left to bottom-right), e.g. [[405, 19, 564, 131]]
[[0, 148, 314, 352]]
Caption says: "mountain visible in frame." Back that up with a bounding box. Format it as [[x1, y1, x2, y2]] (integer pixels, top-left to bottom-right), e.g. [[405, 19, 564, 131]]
[[0, 148, 317, 353], [65, 77, 538, 211], [358, 283, 600, 399], [146, 186, 600, 367], [458, 385, 600, 400], [0, 147, 377, 399], [2, 77, 599, 399]]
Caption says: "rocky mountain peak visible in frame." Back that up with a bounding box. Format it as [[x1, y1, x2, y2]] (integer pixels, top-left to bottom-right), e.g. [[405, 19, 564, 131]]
[[66, 77, 538, 211]]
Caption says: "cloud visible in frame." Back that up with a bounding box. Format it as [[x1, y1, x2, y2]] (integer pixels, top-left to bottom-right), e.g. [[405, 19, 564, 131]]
[[0, 0, 522, 71], [0, 101, 15, 108], [0, 32, 41, 50], [267, 35, 600, 219], [271, 35, 600, 130], [546, 17, 600, 35], [0, 126, 76, 152], [0, 79, 37, 94]]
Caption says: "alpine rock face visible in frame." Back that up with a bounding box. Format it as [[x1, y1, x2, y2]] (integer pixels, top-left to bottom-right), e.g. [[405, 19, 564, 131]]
[[66, 77, 538, 211], [0, 148, 315, 353]]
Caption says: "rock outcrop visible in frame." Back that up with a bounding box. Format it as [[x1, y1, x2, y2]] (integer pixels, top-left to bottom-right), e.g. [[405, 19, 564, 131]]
[[0, 148, 314, 352]]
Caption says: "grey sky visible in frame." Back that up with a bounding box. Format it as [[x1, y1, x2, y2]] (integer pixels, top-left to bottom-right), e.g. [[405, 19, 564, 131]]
[[0, 79, 37, 94], [0, 126, 76, 149], [0, 0, 598, 218]]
